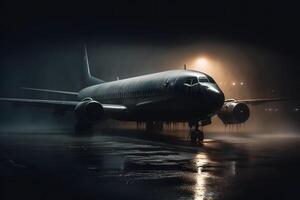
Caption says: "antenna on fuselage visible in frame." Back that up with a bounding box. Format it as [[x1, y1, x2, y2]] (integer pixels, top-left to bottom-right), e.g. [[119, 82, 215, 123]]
[[116, 76, 119, 80], [184, 64, 187, 70]]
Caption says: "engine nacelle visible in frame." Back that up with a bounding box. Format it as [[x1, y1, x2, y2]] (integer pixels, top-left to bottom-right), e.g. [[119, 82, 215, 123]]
[[217, 101, 250, 124], [74, 98, 104, 123]]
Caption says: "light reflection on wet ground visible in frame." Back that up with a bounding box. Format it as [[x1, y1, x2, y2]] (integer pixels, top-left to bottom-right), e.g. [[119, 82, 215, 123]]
[[1, 131, 300, 200]]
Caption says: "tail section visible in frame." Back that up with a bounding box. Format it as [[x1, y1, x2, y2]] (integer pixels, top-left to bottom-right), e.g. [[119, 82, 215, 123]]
[[20, 46, 103, 97], [82, 45, 105, 87]]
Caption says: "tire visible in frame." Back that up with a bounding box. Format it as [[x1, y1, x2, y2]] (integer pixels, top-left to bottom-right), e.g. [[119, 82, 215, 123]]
[[196, 130, 204, 142], [191, 131, 197, 144]]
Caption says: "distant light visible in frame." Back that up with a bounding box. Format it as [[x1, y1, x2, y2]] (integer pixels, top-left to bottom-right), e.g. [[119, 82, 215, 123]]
[[240, 82, 244, 86], [294, 108, 299, 112], [195, 57, 208, 66], [232, 82, 236, 86]]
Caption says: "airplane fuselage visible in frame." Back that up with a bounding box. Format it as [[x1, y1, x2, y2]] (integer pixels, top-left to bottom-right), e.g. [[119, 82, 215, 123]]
[[78, 70, 225, 122], [0, 49, 288, 139]]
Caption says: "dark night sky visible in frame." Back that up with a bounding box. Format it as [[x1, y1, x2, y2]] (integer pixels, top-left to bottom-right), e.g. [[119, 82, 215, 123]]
[[0, 0, 299, 130], [1, 1, 299, 49], [0, 0, 299, 99]]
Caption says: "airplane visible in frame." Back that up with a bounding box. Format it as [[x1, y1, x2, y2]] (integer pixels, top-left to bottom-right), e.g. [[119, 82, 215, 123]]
[[0, 47, 294, 143]]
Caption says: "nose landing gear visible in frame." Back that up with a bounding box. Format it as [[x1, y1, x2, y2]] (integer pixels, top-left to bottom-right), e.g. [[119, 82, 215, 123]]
[[189, 119, 211, 144], [190, 129, 204, 144], [189, 122, 204, 144]]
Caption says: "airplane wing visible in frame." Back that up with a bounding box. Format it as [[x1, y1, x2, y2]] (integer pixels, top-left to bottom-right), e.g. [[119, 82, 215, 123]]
[[0, 98, 78, 110], [235, 97, 298, 105], [0, 98, 127, 112], [20, 87, 79, 96]]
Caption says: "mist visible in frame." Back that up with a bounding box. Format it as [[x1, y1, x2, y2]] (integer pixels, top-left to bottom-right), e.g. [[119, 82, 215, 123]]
[[0, 39, 299, 134]]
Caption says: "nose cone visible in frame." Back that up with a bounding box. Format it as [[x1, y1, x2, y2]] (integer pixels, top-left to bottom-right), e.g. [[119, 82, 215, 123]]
[[206, 84, 225, 109]]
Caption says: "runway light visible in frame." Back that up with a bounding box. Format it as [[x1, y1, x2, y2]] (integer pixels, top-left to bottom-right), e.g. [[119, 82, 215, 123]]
[[232, 82, 236, 86], [240, 82, 244, 86]]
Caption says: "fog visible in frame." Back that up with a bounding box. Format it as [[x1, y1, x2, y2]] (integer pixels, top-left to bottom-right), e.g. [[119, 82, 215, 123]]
[[0, 39, 299, 134]]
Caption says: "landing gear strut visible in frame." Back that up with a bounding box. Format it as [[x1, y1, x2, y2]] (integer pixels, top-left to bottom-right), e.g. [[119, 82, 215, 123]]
[[189, 121, 204, 144]]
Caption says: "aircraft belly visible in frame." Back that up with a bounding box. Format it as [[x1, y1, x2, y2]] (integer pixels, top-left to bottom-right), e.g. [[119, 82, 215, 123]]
[[111, 96, 214, 122]]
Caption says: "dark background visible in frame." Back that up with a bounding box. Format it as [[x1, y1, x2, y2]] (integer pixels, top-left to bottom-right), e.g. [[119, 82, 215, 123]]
[[1, 3, 300, 200], [1, 1, 300, 90], [0, 0, 299, 130]]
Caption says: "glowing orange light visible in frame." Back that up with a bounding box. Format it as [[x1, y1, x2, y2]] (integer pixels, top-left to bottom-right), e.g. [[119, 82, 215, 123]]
[[195, 57, 208, 66]]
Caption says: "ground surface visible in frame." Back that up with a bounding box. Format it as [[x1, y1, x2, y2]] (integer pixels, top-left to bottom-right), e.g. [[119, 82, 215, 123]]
[[1, 130, 300, 200]]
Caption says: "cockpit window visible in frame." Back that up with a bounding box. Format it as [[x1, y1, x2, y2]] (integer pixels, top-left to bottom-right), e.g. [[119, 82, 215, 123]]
[[185, 77, 198, 85], [198, 77, 209, 83], [206, 75, 216, 83]]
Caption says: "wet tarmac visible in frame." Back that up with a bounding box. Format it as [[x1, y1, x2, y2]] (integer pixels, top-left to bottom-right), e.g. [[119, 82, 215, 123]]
[[1, 130, 300, 200]]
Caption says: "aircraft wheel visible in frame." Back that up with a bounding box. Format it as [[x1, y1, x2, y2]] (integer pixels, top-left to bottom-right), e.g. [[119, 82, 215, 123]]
[[196, 130, 204, 142], [190, 131, 198, 144], [190, 130, 204, 144]]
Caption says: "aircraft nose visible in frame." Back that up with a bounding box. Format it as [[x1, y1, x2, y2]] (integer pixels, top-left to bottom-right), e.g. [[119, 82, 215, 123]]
[[206, 85, 225, 108]]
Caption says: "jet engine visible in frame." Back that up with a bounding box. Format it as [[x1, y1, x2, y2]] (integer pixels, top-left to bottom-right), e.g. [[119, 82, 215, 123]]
[[217, 100, 250, 124], [74, 98, 104, 123]]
